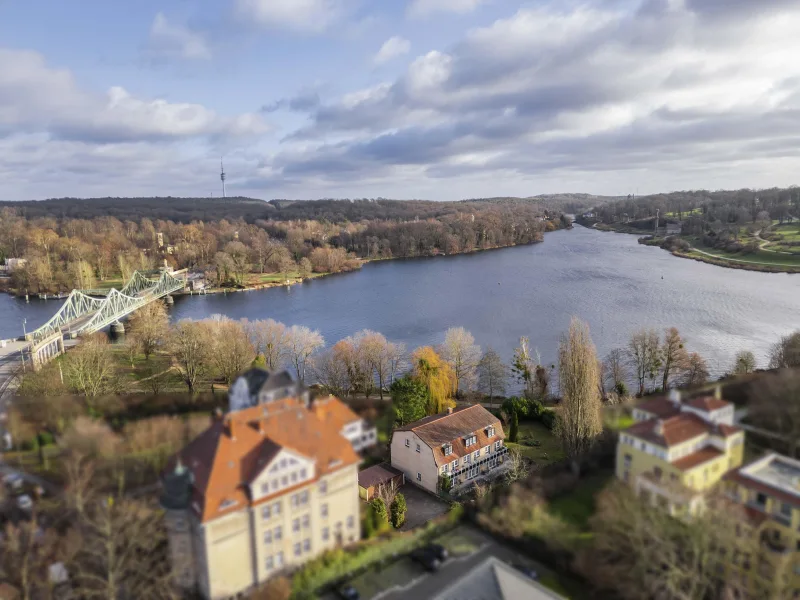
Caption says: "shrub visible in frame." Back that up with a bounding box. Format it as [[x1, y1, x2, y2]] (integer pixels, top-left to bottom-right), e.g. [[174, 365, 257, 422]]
[[539, 409, 557, 431], [509, 411, 519, 442], [390, 493, 407, 528], [439, 473, 453, 493], [614, 381, 628, 396], [251, 353, 267, 368], [448, 501, 464, 524]]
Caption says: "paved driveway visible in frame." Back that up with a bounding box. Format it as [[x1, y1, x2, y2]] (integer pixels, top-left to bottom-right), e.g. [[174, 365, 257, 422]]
[[398, 484, 449, 531]]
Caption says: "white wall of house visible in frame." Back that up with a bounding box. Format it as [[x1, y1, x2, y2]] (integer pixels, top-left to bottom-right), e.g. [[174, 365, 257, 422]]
[[342, 420, 378, 452], [390, 431, 439, 493]]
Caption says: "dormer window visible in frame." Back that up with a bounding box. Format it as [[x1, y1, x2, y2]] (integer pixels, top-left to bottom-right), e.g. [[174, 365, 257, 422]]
[[443, 443, 453, 456], [486, 426, 495, 438], [465, 434, 477, 447], [220, 498, 238, 510]]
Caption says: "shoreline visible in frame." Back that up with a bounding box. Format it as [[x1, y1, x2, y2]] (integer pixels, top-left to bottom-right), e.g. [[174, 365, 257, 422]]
[[582, 222, 800, 274], [0, 233, 557, 300]]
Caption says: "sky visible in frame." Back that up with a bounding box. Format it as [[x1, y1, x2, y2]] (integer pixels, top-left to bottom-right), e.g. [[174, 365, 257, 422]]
[[0, 0, 799, 201]]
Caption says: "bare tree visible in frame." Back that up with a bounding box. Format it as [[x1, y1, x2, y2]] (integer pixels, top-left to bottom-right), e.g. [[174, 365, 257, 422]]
[[731, 350, 757, 375], [373, 479, 399, 509], [312, 341, 353, 397], [680, 352, 709, 387], [63, 450, 97, 516], [247, 319, 289, 371], [168, 319, 212, 394], [768, 330, 800, 369], [63, 333, 122, 398], [209, 318, 256, 384], [285, 325, 324, 383], [355, 330, 394, 399], [127, 300, 169, 360], [748, 369, 800, 458], [602, 348, 628, 394], [660, 327, 689, 391], [504, 448, 530, 485], [477, 347, 507, 407], [627, 329, 661, 395], [440, 327, 482, 396], [74, 497, 174, 600], [556, 318, 602, 475], [584, 485, 757, 600], [386, 341, 407, 386]]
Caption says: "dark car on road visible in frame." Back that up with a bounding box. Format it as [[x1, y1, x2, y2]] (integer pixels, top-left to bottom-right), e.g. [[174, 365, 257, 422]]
[[411, 544, 449, 572], [337, 585, 360, 600], [426, 543, 449, 562]]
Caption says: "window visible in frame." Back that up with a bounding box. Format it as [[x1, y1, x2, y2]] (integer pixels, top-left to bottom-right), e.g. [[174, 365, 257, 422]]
[[487, 425, 495, 437], [302, 514, 310, 528], [416, 443, 421, 453], [347, 515, 355, 529], [453, 458, 459, 467], [262, 505, 271, 520], [322, 527, 330, 541], [464, 454, 471, 465], [271, 479, 279, 491], [275, 552, 283, 567], [405, 439, 410, 447], [281, 476, 288, 486], [321, 503, 328, 518], [443, 443, 452, 456], [263, 530, 272, 544], [266, 556, 273, 570], [292, 518, 300, 533], [485, 446, 491, 455], [756, 493, 767, 507], [303, 539, 311, 553], [280, 458, 287, 468], [220, 499, 238, 510], [274, 526, 282, 540], [779, 502, 792, 518], [494, 441, 501, 451], [273, 501, 281, 515], [465, 434, 477, 447], [473, 451, 480, 461], [294, 543, 301, 557], [300, 468, 307, 479], [416, 472, 422, 481], [640, 441, 645, 451], [291, 472, 298, 483], [442, 464, 448, 473], [261, 483, 268, 495], [319, 480, 328, 494]]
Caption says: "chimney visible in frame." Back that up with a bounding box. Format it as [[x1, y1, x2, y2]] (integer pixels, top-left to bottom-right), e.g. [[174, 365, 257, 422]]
[[654, 419, 664, 435], [226, 417, 237, 440], [447, 407, 453, 415], [714, 384, 723, 400]]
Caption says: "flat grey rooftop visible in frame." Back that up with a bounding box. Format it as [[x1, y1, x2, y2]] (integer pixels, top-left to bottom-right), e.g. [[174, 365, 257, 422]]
[[744, 454, 800, 498]]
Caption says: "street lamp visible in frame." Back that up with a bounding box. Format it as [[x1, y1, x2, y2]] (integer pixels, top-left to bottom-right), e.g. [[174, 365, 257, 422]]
[[22, 318, 27, 338]]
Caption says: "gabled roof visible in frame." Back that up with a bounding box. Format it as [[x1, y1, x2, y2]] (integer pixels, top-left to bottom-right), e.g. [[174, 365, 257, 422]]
[[358, 463, 404, 490], [309, 395, 362, 431], [672, 447, 724, 471], [627, 412, 741, 448], [635, 397, 680, 419], [396, 405, 504, 466], [167, 396, 360, 523], [686, 395, 730, 412]]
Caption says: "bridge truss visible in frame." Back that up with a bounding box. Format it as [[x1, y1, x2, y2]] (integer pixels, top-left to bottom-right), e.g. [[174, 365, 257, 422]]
[[28, 270, 185, 343]]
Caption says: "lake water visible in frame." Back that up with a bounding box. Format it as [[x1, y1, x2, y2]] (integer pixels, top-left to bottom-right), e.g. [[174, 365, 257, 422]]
[[2, 226, 799, 375]]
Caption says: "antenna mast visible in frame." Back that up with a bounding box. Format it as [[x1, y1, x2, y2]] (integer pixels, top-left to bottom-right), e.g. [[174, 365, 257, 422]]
[[220, 158, 227, 199]]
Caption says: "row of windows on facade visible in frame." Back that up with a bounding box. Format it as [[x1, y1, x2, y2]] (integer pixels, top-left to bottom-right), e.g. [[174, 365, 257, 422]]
[[731, 488, 797, 521], [620, 433, 743, 461], [261, 496, 335, 522], [259, 468, 311, 496], [407, 438, 502, 457], [438, 441, 503, 473], [263, 516, 356, 547]]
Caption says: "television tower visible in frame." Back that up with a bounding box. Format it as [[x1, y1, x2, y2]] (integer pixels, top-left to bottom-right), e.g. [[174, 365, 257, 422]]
[[220, 158, 226, 198]]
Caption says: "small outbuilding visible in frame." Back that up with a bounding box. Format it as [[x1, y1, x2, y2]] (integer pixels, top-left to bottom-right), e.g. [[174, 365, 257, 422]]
[[358, 463, 405, 501]]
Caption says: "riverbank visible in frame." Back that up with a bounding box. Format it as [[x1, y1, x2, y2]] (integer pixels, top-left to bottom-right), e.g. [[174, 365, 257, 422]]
[[586, 221, 800, 273]]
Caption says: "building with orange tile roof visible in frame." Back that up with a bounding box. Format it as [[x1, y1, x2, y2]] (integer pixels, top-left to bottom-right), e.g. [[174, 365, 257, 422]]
[[391, 405, 506, 493], [616, 388, 744, 516], [161, 395, 362, 599]]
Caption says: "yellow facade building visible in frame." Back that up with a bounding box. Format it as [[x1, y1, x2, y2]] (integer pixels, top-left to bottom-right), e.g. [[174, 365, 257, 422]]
[[617, 391, 745, 515], [161, 396, 363, 599]]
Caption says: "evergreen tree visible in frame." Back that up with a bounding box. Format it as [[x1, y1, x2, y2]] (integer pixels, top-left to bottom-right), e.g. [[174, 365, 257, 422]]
[[509, 410, 519, 443], [390, 493, 407, 528]]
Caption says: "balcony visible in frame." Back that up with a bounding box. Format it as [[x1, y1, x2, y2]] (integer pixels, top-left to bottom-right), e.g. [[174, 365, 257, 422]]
[[759, 532, 792, 558]]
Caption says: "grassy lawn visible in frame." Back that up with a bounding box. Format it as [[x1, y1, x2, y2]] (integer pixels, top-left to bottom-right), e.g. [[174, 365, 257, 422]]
[[434, 526, 485, 557], [548, 471, 614, 531], [95, 277, 125, 290], [686, 246, 800, 268], [244, 270, 328, 285], [603, 407, 634, 431], [507, 421, 564, 466]]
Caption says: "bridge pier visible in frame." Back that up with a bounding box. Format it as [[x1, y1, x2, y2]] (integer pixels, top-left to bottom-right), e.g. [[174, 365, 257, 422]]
[[110, 321, 125, 336], [165, 295, 174, 306]]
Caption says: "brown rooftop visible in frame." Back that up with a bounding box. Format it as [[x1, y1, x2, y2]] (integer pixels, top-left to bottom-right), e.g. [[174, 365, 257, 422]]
[[628, 412, 741, 448], [395, 405, 504, 467], [686, 396, 730, 412], [168, 396, 360, 523], [358, 463, 404, 490], [635, 396, 681, 419], [672, 447, 724, 471]]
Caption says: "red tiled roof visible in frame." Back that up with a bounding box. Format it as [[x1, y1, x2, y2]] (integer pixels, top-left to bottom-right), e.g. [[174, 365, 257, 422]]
[[686, 396, 730, 412], [635, 397, 681, 419], [169, 396, 360, 523], [671, 447, 724, 471], [309, 395, 362, 430], [627, 413, 709, 447], [396, 405, 504, 467]]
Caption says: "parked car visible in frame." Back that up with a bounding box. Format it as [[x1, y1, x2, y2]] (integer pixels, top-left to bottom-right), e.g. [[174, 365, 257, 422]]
[[337, 585, 360, 600], [426, 543, 449, 562], [17, 494, 33, 512], [4, 473, 23, 494], [410, 547, 442, 572], [513, 563, 539, 580]]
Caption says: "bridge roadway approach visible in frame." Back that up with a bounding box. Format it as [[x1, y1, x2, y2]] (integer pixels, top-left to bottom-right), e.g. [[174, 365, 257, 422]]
[[23, 269, 186, 370]]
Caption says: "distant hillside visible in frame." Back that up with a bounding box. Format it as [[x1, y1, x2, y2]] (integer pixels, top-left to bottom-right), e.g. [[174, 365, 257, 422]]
[[0, 195, 599, 224]]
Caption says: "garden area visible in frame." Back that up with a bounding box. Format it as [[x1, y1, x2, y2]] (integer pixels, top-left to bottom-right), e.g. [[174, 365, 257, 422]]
[[505, 421, 564, 466]]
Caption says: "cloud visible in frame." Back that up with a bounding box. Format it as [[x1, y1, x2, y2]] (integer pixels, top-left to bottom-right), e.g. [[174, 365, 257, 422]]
[[252, 1, 800, 193], [148, 13, 211, 61], [234, 0, 345, 33], [407, 0, 486, 18], [373, 36, 411, 65], [0, 48, 268, 143]]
